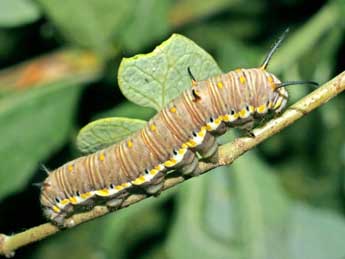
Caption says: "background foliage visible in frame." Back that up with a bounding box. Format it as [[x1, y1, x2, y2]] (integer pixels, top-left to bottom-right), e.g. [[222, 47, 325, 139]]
[[0, 0, 345, 258]]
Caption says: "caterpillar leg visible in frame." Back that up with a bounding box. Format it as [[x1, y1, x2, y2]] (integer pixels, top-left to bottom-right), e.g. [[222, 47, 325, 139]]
[[104, 190, 127, 208], [145, 182, 164, 196], [245, 130, 255, 137], [106, 198, 124, 209], [50, 212, 68, 227], [144, 172, 165, 196], [178, 150, 199, 176], [239, 119, 255, 137], [212, 121, 228, 136], [195, 132, 219, 163], [43, 203, 74, 227], [64, 218, 76, 228], [48, 210, 75, 228]]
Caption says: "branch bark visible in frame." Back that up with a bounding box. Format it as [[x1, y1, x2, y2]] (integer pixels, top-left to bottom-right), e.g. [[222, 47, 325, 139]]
[[1, 71, 345, 257]]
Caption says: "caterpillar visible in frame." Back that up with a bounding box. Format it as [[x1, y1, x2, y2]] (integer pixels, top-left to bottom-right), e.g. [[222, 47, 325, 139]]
[[40, 30, 317, 226]]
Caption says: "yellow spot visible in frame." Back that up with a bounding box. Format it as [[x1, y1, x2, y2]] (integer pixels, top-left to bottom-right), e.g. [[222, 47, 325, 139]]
[[235, 68, 242, 73], [170, 107, 177, 113], [127, 140, 133, 148], [268, 76, 275, 89], [150, 169, 159, 176], [115, 185, 124, 190], [206, 125, 213, 131], [52, 206, 60, 213], [186, 140, 197, 147], [132, 176, 146, 185], [67, 164, 73, 172], [197, 130, 205, 137], [233, 113, 239, 120], [249, 106, 255, 113], [150, 124, 157, 131], [181, 143, 188, 149], [69, 196, 78, 204], [96, 189, 110, 196], [121, 182, 130, 188], [217, 81, 223, 89], [178, 148, 186, 155], [239, 109, 247, 118], [257, 104, 267, 114], [239, 76, 246, 84], [223, 114, 230, 122], [164, 159, 177, 167], [80, 192, 92, 199], [155, 164, 164, 171], [60, 199, 70, 206], [215, 117, 222, 124], [99, 153, 105, 161]]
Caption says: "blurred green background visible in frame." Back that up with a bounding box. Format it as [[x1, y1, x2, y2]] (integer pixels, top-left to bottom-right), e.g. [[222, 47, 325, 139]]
[[0, 0, 345, 258]]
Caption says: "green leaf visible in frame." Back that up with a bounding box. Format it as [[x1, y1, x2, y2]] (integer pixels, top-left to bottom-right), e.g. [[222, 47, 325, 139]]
[[166, 153, 290, 259], [95, 101, 156, 121], [36, 0, 136, 54], [0, 82, 83, 200], [76, 117, 146, 154], [0, 0, 40, 27], [79, 102, 156, 154], [77, 34, 221, 153], [118, 33, 221, 111], [166, 170, 242, 259], [287, 203, 345, 259], [166, 152, 345, 259], [120, 0, 170, 52]]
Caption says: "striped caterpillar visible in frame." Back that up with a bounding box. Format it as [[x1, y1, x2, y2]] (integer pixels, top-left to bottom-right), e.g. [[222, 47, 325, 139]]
[[40, 30, 317, 226]]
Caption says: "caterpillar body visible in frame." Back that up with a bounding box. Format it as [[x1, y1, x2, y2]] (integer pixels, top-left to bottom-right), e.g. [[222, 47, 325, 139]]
[[40, 31, 312, 226]]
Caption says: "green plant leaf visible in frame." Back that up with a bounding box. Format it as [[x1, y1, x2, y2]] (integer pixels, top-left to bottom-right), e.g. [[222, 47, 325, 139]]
[[166, 153, 290, 259], [287, 203, 345, 259], [0, 82, 83, 200], [96, 101, 156, 121], [0, 0, 40, 27], [118, 33, 221, 111], [120, 0, 170, 52], [76, 117, 146, 154], [77, 33, 222, 153], [166, 170, 243, 259], [36, 0, 136, 54], [76, 102, 156, 154], [166, 152, 345, 259]]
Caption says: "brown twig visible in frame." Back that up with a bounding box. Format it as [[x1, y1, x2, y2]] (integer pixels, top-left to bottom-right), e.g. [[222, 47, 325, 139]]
[[0, 71, 344, 257]]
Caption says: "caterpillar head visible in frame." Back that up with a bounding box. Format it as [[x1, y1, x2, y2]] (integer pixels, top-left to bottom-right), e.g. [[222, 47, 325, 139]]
[[260, 29, 317, 114], [267, 73, 289, 114], [272, 86, 288, 113], [40, 177, 69, 225]]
